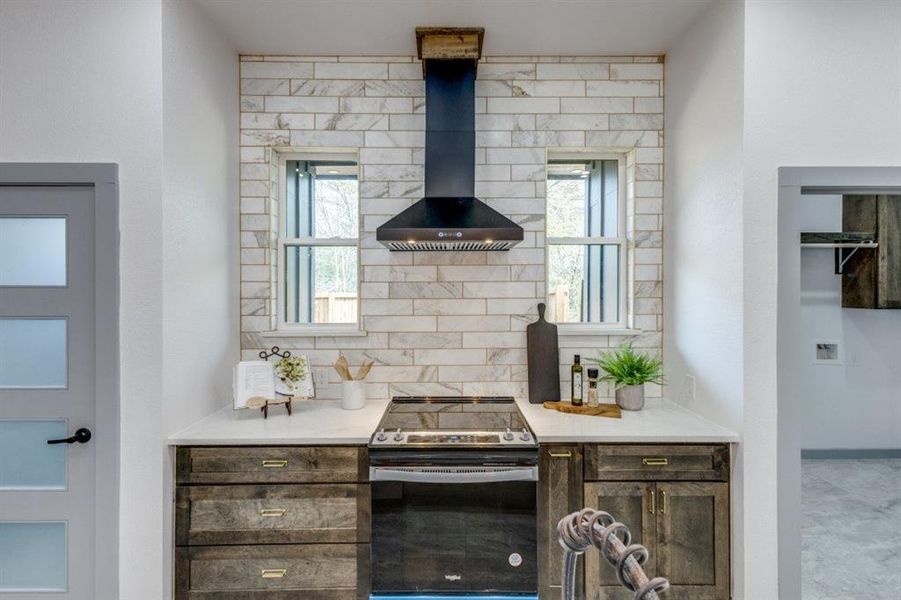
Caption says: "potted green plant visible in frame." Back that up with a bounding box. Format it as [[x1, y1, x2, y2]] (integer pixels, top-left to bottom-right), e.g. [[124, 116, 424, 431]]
[[587, 344, 664, 411]]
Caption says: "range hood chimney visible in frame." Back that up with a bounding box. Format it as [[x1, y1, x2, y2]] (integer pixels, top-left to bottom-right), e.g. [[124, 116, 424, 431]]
[[376, 27, 524, 251]]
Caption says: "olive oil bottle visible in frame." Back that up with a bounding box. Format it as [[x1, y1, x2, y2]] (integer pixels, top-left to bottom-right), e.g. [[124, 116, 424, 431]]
[[571, 354, 584, 406]]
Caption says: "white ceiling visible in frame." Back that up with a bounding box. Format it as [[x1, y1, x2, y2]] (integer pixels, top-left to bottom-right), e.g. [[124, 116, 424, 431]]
[[193, 0, 715, 56]]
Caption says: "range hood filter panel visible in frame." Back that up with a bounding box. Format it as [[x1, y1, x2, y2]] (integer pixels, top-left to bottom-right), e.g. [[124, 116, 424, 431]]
[[376, 197, 524, 251]]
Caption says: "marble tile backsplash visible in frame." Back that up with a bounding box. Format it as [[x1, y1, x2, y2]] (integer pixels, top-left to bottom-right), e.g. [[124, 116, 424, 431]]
[[239, 54, 664, 402]]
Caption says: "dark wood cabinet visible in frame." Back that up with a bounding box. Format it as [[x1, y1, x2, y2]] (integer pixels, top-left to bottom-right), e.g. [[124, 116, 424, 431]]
[[175, 544, 368, 600], [582, 481, 729, 600], [547, 444, 730, 600], [174, 446, 370, 600], [583, 444, 729, 482], [176, 446, 368, 484], [176, 443, 730, 600], [843, 194, 901, 309], [583, 482, 657, 600], [175, 483, 371, 546], [655, 482, 730, 600], [538, 445, 584, 600]]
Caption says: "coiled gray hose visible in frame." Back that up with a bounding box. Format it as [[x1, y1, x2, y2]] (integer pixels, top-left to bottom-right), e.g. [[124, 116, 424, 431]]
[[557, 508, 670, 600]]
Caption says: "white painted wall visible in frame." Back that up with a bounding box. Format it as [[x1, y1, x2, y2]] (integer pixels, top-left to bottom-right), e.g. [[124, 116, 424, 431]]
[[162, 0, 238, 436], [664, 2, 745, 596], [664, 0, 744, 432], [0, 0, 165, 597], [161, 2, 238, 596], [743, 1, 901, 598], [1, 1, 238, 597], [799, 194, 901, 450]]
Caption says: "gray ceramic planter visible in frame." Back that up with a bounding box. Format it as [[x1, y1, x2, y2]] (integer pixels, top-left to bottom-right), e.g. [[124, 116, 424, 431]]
[[615, 384, 645, 411]]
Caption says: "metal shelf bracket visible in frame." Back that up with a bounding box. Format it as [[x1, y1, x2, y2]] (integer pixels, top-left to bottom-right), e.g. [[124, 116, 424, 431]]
[[799, 232, 878, 275], [836, 246, 860, 275]]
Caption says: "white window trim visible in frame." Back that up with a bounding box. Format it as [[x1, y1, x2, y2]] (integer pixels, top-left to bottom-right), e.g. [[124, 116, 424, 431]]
[[545, 151, 633, 333], [555, 324, 643, 337], [274, 149, 365, 336]]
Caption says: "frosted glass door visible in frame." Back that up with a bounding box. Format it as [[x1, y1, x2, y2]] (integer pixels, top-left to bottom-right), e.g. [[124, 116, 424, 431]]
[[0, 319, 67, 388], [0, 217, 66, 286], [0, 184, 98, 599], [0, 523, 67, 591], [0, 420, 67, 490]]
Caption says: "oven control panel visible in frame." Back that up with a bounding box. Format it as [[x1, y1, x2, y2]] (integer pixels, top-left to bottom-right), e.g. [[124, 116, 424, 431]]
[[370, 427, 536, 447]]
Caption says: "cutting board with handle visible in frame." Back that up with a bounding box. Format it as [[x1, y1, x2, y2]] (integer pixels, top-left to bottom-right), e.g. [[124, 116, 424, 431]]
[[527, 303, 560, 404]]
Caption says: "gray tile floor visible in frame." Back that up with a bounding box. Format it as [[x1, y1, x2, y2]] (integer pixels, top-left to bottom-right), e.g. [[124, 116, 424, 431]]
[[802, 459, 901, 600]]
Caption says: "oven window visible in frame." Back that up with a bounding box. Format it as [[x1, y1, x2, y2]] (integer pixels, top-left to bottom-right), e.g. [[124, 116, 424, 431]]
[[371, 481, 537, 595]]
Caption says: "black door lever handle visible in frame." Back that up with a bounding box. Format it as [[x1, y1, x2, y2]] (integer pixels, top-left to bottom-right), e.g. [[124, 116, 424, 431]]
[[47, 428, 92, 445]]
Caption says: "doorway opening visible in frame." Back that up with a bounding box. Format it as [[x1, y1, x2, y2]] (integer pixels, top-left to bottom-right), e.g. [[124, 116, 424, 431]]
[[777, 168, 901, 600]]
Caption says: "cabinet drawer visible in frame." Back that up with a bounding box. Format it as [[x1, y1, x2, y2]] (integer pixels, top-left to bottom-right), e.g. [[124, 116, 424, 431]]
[[175, 544, 369, 600], [175, 484, 370, 546], [584, 445, 729, 482], [176, 446, 367, 484]]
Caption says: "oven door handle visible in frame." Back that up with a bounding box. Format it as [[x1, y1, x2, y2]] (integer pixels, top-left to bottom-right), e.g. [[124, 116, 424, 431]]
[[370, 466, 538, 483]]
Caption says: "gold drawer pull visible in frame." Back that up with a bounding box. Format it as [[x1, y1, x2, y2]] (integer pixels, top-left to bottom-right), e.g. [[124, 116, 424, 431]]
[[261, 568, 287, 579], [660, 490, 668, 514], [261, 459, 288, 468], [648, 488, 656, 514], [259, 508, 287, 517], [642, 457, 669, 466], [549, 451, 572, 458]]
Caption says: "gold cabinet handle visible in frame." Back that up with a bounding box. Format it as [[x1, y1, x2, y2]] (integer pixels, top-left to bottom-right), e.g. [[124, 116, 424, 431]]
[[548, 451, 572, 458], [259, 508, 287, 517], [261, 568, 287, 579], [261, 459, 288, 468], [660, 490, 668, 514], [642, 457, 669, 466], [648, 488, 656, 514]]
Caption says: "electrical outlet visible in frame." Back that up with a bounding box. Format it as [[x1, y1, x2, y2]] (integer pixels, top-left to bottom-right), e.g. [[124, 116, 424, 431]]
[[683, 374, 696, 402]]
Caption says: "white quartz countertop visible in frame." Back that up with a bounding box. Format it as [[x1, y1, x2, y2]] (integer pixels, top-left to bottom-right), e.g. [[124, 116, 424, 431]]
[[516, 397, 739, 443], [167, 399, 390, 445], [168, 396, 738, 446]]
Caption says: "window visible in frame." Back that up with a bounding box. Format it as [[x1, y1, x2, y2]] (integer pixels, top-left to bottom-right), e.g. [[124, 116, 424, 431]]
[[546, 155, 626, 328], [278, 154, 360, 331]]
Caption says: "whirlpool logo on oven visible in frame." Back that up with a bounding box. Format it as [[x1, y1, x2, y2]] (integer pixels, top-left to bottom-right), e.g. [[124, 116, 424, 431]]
[[444, 574, 462, 582]]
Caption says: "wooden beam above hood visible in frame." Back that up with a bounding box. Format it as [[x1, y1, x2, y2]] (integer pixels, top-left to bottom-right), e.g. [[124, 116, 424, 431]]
[[415, 27, 484, 61]]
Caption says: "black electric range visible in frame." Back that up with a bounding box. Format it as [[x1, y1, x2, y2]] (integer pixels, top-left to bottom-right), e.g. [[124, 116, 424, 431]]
[[369, 396, 539, 598]]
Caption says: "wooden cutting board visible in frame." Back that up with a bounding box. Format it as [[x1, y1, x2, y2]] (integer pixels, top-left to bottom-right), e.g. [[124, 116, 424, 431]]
[[527, 303, 560, 404], [543, 401, 622, 419]]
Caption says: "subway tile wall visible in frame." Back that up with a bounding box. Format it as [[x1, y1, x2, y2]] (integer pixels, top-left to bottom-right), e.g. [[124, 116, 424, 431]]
[[239, 55, 664, 402]]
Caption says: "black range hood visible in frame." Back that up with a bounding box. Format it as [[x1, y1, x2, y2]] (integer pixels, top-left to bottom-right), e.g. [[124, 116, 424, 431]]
[[377, 28, 523, 251]]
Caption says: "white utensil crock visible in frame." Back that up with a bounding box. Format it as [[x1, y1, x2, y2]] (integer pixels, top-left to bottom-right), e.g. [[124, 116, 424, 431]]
[[341, 380, 366, 410]]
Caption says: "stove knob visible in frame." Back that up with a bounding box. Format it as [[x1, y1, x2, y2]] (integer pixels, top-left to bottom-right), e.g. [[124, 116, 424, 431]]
[[375, 428, 387, 442], [503, 428, 514, 441], [520, 428, 532, 441], [393, 429, 404, 442]]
